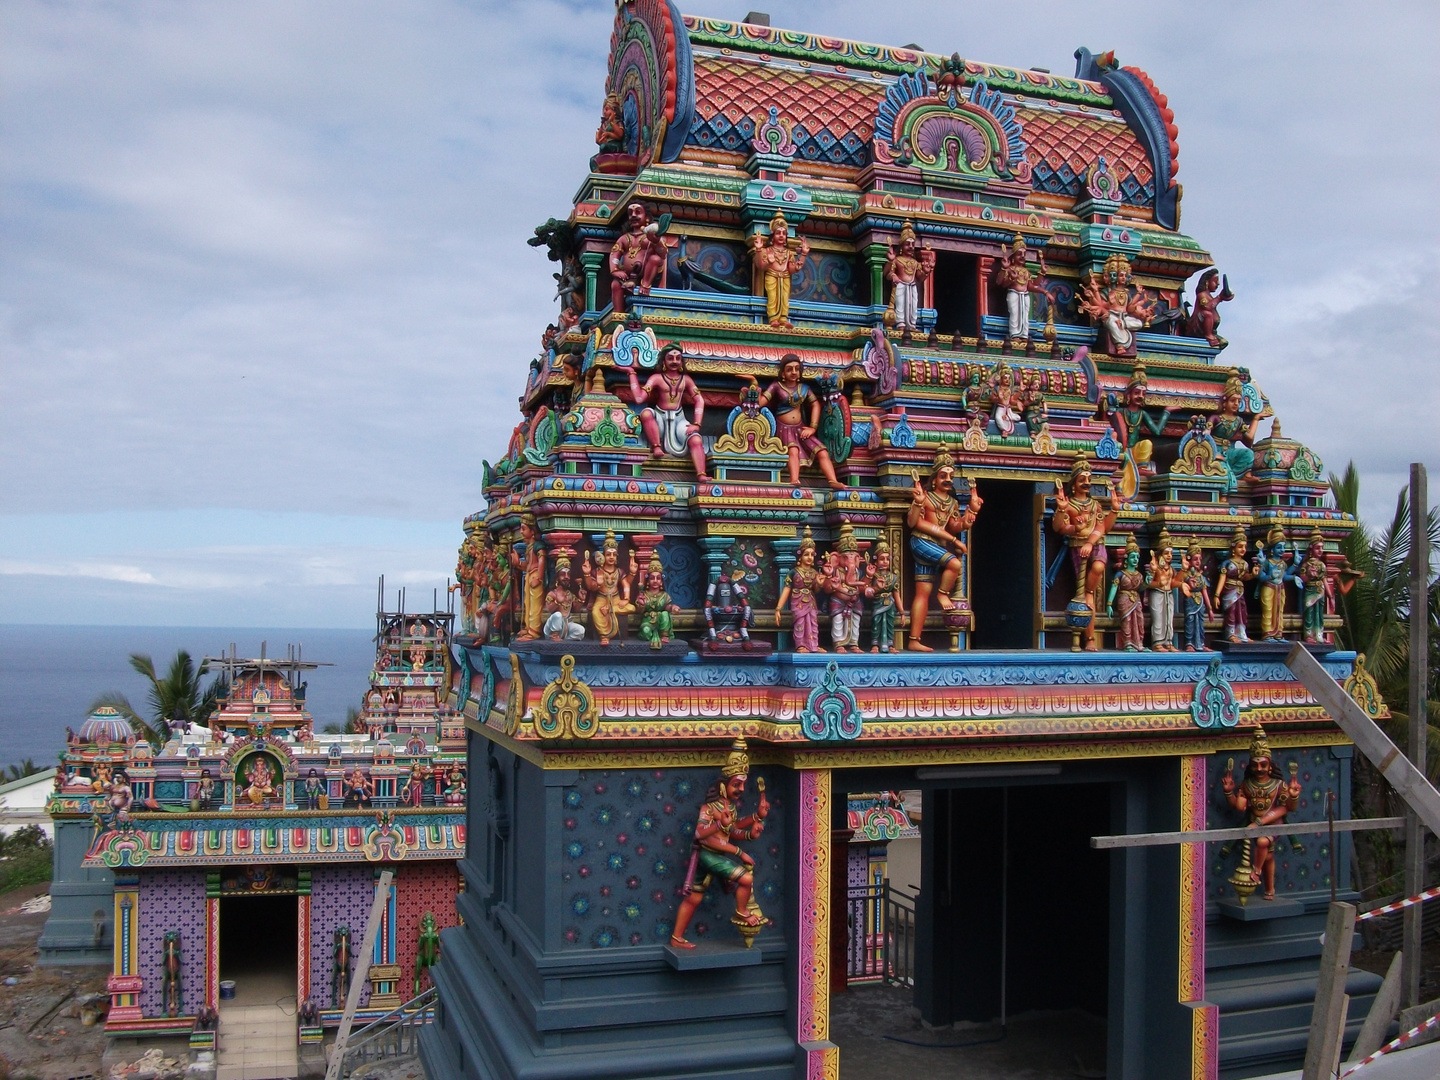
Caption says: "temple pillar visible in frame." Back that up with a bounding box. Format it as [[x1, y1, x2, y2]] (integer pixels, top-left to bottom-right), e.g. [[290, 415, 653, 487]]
[[1180, 755, 1218, 1079], [205, 895, 220, 1010], [795, 768, 838, 1075], [863, 244, 888, 310], [580, 251, 605, 315], [977, 255, 995, 339], [771, 536, 800, 651], [107, 875, 143, 1021], [297, 892, 311, 1005]]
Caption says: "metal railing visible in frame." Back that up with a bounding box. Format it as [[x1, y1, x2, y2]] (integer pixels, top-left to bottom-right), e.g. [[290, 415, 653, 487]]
[[844, 881, 916, 986], [334, 986, 436, 1077]]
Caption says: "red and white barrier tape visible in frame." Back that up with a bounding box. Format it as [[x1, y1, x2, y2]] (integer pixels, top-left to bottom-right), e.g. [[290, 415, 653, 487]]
[[1341, 1011, 1440, 1075], [1355, 886, 1440, 922]]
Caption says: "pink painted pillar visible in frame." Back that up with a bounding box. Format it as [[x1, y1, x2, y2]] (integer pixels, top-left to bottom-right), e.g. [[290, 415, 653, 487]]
[[1180, 755, 1218, 1079], [797, 768, 839, 1078]]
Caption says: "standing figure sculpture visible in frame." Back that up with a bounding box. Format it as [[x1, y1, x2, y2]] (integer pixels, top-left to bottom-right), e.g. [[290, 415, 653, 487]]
[[542, 556, 587, 642], [756, 354, 845, 490], [1179, 541, 1213, 652], [1106, 537, 1147, 651], [1214, 527, 1257, 643], [865, 540, 904, 653], [994, 234, 1048, 347], [609, 203, 668, 314], [1102, 364, 1171, 501], [775, 527, 823, 653], [884, 222, 935, 341], [906, 444, 982, 652], [1220, 726, 1300, 901], [508, 514, 546, 642], [669, 737, 770, 950], [823, 522, 866, 653], [1077, 253, 1154, 358], [304, 768, 324, 810], [636, 554, 681, 649], [414, 912, 441, 996], [1295, 528, 1333, 643], [1254, 527, 1291, 642], [1051, 459, 1121, 652], [1183, 268, 1234, 347], [197, 769, 215, 811], [582, 532, 636, 647], [1144, 529, 1178, 651], [750, 212, 809, 327], [626, 343, 709, 479]]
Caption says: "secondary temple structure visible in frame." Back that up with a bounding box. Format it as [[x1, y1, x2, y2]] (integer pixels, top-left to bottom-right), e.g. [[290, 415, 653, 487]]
[[44, 605, 468, 1054], [423, 7, 1382, 1079]]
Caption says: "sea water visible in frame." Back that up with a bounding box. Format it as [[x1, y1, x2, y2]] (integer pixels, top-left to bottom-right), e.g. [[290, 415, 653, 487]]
[[0, 625, 377, 771]]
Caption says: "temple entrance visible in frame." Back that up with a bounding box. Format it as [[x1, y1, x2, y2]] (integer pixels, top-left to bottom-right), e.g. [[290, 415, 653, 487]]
[[217, 893, 300, 1078], [931, 251, 979, 338], [968, 479, 1038, 649], [219, 893, 298, 1005]]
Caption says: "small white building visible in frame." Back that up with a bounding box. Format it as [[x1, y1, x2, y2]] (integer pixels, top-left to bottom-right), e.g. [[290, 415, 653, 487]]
[[0, 769, 57, 838]]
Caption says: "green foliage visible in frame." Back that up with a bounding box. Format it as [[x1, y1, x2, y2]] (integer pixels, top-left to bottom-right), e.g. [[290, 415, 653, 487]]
[[90, 650, 223, 747], [0, 825, 53, 894], [3, 760, 42, 782]]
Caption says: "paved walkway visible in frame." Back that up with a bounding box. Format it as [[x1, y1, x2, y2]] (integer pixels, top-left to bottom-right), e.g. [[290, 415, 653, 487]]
[[216, 968, 298, 1080]]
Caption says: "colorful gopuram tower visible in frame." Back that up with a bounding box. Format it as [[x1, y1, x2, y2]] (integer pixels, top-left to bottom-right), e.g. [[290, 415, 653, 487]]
[[427, 8, 1381, 1079]]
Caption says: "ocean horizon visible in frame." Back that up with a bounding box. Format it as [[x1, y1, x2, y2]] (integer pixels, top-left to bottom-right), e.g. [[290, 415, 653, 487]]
[[0, 624, 379, 771]]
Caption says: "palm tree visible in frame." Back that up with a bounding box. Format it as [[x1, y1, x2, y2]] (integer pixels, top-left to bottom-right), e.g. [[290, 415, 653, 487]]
[[90, 651, 223, 747], [1329, 463, 1440, 895], [4, 759, 41, 782]]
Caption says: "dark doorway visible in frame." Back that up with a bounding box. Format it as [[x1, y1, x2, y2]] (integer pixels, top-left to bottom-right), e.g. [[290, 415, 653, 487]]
[[969, 479, 1036, 649], [919, 782, 1111, 1024], [932, 251, 978, 337], [220, 894, 297, 1003]]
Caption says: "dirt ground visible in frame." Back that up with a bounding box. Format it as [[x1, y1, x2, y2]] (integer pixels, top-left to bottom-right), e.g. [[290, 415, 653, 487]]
[[831, 982, 1107, 1080], [1353, 939, 1440, 1001], [0, 883, 109, 1080]]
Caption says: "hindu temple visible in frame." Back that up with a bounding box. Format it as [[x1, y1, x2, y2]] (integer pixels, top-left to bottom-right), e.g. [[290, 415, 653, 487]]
[[447, 6, 1371, 1079], [42, 599, 468, 1068]]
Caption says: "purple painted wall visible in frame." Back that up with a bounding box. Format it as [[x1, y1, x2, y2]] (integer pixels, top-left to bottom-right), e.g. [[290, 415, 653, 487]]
[[309, 865, 375, 1009], [138, 869, 207, 1017]]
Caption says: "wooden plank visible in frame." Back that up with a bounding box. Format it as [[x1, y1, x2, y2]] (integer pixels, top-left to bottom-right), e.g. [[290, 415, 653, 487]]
[[1302, 901, 1355, 1080], [1284, 644, 1440, 836], [1090, 817, 1404, 849], [324, 868, 393, 1080], [1404, 462, 1428, 1008], [1346, 951, 1403, 1064]]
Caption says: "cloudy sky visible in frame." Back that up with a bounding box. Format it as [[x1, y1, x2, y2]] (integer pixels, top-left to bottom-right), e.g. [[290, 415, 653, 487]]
[[2, 0, 1436, 628]]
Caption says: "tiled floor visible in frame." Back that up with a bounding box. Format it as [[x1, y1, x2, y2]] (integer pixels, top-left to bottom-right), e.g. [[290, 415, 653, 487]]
[[217, 970, 298, 1080]]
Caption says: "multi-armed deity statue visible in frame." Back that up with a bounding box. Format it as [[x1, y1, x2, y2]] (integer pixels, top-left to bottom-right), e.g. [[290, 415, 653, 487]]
[[750, 212, 809, 328], [1220, 725, 1301, 902]]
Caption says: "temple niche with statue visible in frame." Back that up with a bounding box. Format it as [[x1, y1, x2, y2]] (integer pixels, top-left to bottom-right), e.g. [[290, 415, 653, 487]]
[[427, 6, 1380, 1079]]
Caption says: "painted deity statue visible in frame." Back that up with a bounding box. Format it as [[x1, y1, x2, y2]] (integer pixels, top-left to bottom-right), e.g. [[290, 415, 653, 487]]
[[582, 532, 636, 646], [508, 514, 546, 642], [542, 556, 587, 642], [775, 528, 823, 653], [304, 768, 324, 810], [994, 234, 1048, 344], [451, 532, 484, 636], [608, 203, 668, 314], [1214, 527, 1257, 643], [986, 361, 1022, 438], [884, 221, 935, 340], [626, 343, 709, 478], [1254, 527, 1292, 642], [822, 522, 866, 653], [1052, 458, 1121, 652], [756, 354, 845, 490], [594, 92, 626, 156], [705, 552, 755, 650], [1020, 369, 1049, 435], [750, 212, 809, 327], [244, 755, 276, 805], [865, 540, 904, 653], [906, 443, 982, 652], [345, 768, 373, 808], [1102, 364, 1171, 501], [197, 769, 215, 810], [1295, 528, 1333, 643], [414, 912, 441, 997], [1183, 268, 1234, 347], [99, 770, 133, 831], [1220, 726, 1300, 901], [1077, 252, 1154, 358], [1209, 375, 1264, 494], [400, 762, 427, 807], [1106, 538, 1147, 651], [1144, 529, 1178, 651], [669, 738, 770, 949], [636, 554, 681, 649]]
